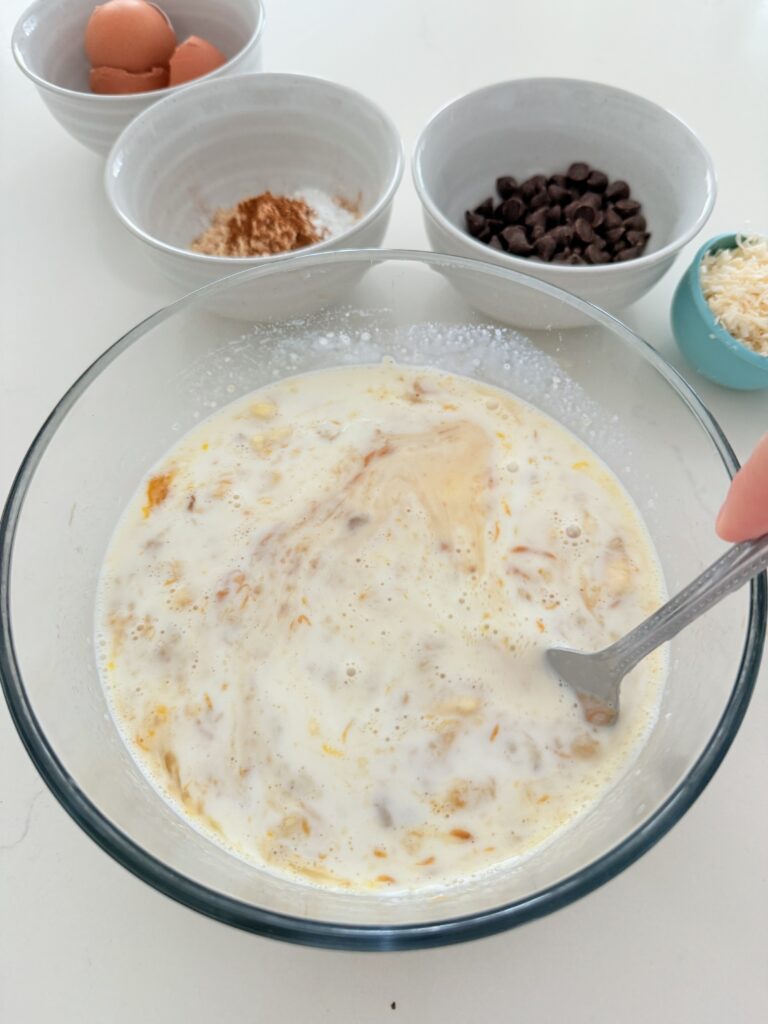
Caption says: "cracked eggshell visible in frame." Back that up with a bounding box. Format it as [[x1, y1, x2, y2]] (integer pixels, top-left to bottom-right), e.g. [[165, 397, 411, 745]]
[[85, 0, 176, 74], [168, 36, 227, 87]]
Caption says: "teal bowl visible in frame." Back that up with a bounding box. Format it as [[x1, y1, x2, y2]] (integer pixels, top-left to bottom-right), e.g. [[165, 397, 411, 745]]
[[672, 233, 768, 390]]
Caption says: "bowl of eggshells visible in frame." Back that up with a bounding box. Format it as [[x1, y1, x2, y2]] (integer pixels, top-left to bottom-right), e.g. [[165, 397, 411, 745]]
[[12, 0, 265, 154]]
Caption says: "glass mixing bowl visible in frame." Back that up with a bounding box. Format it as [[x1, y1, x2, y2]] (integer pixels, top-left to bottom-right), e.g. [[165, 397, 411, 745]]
[[1, 251, 764, 950]]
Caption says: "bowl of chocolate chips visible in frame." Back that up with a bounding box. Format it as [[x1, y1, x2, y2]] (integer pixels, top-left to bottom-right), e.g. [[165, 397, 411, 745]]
[[413, 78, 716, 327]]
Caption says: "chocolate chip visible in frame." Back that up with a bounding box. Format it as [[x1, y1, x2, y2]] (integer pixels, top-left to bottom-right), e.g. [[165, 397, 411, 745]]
[[580, 191, 603, 209], [574, 218, 595, 243], [501, 225, 533, 255], [474, 197, 495, 218], [602, 207, 623, 230], [586, 170, 608, 192], [584, 243, 607, 263], [623, 214, 647, 232], [496, 176, 518, 199], [615, 198, 641, 218], [535, 233, 558, 261], [525, 207, 549, 230], [465, 211, 487, 237], [605, 180, 630, 201], [466, 164, 647, 265], [615, 245, 643, 261], [550, 223, 574, 247], [566, 162, 591, 184], [572, 204, 597, 224], [500, 197, 525, 224], [564, 200, 580, 222], [520, 174, 548, 200], [585, 243, 611, 264], [547, 183, 571, 204]]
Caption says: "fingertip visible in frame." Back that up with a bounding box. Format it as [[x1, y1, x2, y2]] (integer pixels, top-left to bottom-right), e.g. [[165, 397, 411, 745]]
[[715, 504, 736, 542]]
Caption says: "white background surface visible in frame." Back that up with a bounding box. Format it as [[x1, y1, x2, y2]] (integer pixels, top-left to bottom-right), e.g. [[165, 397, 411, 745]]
[[1, 1, 767, 1020]]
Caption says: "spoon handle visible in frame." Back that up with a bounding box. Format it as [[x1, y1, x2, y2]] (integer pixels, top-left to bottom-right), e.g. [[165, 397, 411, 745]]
[[603, 535, 768, 678]]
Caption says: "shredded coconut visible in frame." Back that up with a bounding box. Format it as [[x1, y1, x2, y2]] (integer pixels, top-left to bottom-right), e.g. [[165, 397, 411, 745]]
[[700, 235, 768, 355]]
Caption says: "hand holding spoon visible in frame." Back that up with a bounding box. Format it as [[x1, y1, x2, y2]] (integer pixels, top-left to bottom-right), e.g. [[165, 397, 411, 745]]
[[547, 435, 768, 725]]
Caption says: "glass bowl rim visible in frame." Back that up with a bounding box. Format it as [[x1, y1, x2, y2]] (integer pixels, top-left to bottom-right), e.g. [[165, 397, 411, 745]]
[[1, 248, 764, 951]]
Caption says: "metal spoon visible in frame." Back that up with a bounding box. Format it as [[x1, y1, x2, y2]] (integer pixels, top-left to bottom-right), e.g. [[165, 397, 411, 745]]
[[546, 535, 768, 725], [547, 435, 768, 725]]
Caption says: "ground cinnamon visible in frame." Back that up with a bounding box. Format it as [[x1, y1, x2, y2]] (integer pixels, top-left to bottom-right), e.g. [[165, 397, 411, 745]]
[[191, 191, 327, 257]]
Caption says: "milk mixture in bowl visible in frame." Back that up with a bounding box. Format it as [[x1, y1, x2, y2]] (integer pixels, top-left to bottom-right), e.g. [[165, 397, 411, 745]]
[[97, 362, 665, 891]]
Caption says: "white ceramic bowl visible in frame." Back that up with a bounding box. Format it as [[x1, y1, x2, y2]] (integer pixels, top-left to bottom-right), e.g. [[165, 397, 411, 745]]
[[413, 78, 716, 328], [105, 72, 405, 318], [12, 0, 265, 155]]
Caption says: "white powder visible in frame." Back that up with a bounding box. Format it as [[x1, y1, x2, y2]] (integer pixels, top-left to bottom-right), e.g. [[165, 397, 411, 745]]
[[293, 187, 361, 241]]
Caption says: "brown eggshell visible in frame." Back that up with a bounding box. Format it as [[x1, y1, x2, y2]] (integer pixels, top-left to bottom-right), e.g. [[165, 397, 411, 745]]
[[90, 64, 169, 94], [168, 36, 227, 87], [85, 1, 176, 74]]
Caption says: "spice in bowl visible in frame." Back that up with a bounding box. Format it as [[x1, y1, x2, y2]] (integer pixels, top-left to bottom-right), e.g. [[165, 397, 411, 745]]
[[700, 236, 768, 355], [465, 162, 650, 265], [191, 189, 361, 258]]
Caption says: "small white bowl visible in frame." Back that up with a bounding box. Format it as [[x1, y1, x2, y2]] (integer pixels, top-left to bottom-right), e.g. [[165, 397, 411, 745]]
[[413, 78, 716, 328], [12, 0, 265, 156], [105, 72, 404, 318]]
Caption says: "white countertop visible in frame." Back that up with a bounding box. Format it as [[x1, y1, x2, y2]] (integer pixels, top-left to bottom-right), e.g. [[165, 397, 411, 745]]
[[1, 1, 767, 1020]]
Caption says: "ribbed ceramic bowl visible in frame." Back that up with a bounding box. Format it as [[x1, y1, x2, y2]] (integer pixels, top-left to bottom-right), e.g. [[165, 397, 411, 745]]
[[12, 0, 265, 155], [0, 250, 763, 951], [672, 234, 768, 391], [105, 73, 404, 316], [413, 78, 717, 328]]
